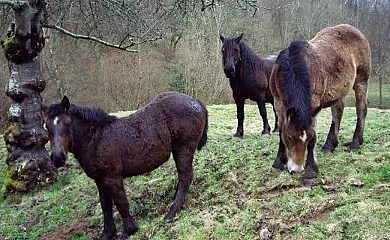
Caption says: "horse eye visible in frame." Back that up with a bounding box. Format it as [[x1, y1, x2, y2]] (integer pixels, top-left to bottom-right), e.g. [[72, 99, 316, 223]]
[[287, 135, 293, 141], [235, 48, 239, 52], [221, 48, 225, 52]]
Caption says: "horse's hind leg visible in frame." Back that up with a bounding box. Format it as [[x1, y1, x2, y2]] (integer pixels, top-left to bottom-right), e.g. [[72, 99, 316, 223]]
[[103, 177, 138, 239], [322, 100, 344, 153], [95, 181, 117, 240], [164, 145, 194, 222], [348, 70, 369, 150], [271, 102, 279, 133], [257, 101, 271, 135]]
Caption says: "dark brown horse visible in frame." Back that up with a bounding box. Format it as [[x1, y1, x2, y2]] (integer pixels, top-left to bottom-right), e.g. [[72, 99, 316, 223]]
[[220, 33, 278, 137], [270, 24, 371, 183], [42, 92, 208, 239]]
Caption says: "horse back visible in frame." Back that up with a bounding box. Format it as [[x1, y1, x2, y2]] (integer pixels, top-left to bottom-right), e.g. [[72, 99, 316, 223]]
[[232, 56, 275, 103], [95, 92, 207, 177], [307, 24, 371, 107]]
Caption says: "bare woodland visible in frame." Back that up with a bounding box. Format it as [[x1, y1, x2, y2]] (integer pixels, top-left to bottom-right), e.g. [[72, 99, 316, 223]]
[[0, 0, 389, 194], [0, 0, 389, 121]]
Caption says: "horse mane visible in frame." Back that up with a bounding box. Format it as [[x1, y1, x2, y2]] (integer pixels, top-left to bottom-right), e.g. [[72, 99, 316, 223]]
[[276, 40, 312, 129], [70, 104, 117, 126], [239, 40, 265, 76]]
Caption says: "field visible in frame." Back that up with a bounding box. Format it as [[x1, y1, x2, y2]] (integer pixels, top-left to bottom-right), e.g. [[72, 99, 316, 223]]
[[0, 104, 390, 240]]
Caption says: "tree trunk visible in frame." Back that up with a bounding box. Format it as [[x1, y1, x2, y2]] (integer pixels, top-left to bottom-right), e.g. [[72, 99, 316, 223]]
[[379, 74, 383, 109], [1, 0, 57, 196]]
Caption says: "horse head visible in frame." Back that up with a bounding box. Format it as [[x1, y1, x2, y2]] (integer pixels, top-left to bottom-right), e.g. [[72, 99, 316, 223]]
[[220, 33, 243, 78], [42, 96, 73, 168], [281, 107, 321, 173]]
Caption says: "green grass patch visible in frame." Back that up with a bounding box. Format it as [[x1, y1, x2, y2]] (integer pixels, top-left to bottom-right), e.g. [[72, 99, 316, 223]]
[[1, 104, 390, 239]]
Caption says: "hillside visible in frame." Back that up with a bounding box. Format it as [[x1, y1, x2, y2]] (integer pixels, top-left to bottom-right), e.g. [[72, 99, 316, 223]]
[[0, 104, 389, 240]]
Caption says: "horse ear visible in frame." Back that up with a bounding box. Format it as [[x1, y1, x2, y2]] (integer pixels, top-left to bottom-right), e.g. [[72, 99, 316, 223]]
[[312, 106, 322, 117], [291, 35, 296, 43], [41, 103, 48, 115], [236, 33, 243, 43], [61, 96, 70, 112], [219, 34, 224, 42], [286, 107, 297, 122]]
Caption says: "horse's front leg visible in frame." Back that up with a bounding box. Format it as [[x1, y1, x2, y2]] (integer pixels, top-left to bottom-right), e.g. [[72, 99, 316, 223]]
[[303, 133, 319, 185], [105, 177, 138, 239], [233, 96, 245, 138], [272, 132, 288, 171], [257, 100, 271, 135], [95, 180, 117, 240]]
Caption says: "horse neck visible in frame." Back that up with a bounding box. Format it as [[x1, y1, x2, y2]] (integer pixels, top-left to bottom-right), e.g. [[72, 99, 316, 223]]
[[69, 116, 102, 158], [238, 46, 264, 78]]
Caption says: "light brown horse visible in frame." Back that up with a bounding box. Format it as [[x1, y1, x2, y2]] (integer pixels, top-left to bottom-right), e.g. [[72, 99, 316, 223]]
[[270, 24, 371, 183]]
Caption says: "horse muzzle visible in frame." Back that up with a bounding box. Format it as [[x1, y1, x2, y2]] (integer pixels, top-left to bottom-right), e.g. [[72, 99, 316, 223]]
[[287, 158, 304, 174], [50, 152, 67, 168], [224, 67, 235, 78]]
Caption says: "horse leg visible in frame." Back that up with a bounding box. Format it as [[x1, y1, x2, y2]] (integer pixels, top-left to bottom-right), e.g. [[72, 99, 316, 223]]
[[164, 145, 194, 222], [233, 96, 245, 138], [257, 101, 271, 135], [304, 132, 319, 185], [272, 131, 288, 171], [104, 177, 138, 239], [95, 181, 117, 240], [347, 72, 369, 150], [271, 103, 279, 133], [322, 100, 344, 153]]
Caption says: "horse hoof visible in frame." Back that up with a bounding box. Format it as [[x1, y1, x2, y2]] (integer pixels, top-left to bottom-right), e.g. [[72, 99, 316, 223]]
[[233, 133, 243, 138], [344, 141, 361, 151], [261, 131, 271, 135], [163, 214, 176, 223], [349, 144, 360, 151], [119, 233, 129, 240], [99, 232, 116, 240], [303, 178, 316, 186], [321, 147, 334, 153]]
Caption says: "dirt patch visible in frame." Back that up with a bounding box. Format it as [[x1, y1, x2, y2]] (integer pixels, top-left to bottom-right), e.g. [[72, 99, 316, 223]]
[[251, 184, 311, 200], [40, 218, 98, 240]]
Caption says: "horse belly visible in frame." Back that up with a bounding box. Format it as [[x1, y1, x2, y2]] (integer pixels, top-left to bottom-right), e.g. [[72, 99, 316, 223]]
[[121, 131, 172, 177]]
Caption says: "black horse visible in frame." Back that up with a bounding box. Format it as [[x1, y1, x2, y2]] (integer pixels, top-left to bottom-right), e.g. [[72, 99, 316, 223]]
[[220, 33, 278, 137], [42, 92, 208, 239]]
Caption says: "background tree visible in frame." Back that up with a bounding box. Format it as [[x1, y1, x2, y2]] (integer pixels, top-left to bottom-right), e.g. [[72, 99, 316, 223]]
[[0, 0, 57, 195], [0, 0, 168, 196]]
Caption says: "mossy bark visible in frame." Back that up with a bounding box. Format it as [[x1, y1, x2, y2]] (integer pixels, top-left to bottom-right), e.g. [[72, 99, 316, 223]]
[[1, 0, 57, 196]]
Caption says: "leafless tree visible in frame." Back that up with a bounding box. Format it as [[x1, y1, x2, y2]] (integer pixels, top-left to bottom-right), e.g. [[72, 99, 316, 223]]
[[0, 0, 169, 195]]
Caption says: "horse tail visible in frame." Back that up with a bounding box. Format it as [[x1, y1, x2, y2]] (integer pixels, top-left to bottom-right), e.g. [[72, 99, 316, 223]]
[[276, 40, 312, 129], [196, 99, 208, 151]]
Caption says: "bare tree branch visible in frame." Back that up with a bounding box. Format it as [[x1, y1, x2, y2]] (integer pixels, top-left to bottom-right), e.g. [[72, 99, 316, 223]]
[[0, 0, 24, 9], [236, 0, 292, 16], [201, 0, 216, 11], [42, 24, 155, 52]]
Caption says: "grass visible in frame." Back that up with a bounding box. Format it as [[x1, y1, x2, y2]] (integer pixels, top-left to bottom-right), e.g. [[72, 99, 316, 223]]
[[0, 104, 390, 240], [344, 82, 390, 109]]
